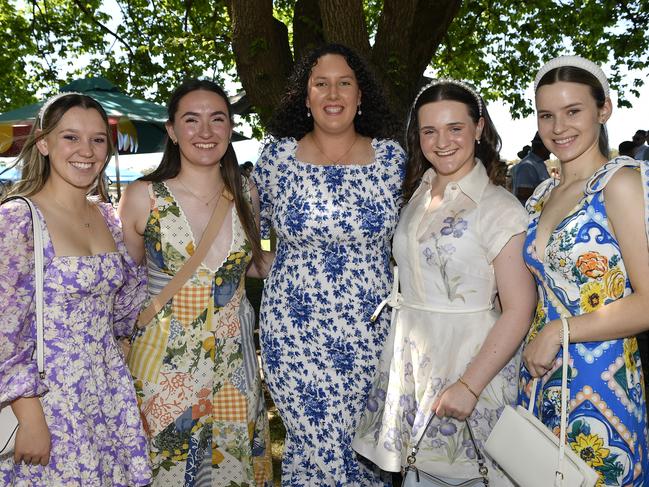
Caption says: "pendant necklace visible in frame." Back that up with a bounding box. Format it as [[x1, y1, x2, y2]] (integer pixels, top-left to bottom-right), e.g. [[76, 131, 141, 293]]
[[177, 177, 222, 206], [310, 133, 359, 165]]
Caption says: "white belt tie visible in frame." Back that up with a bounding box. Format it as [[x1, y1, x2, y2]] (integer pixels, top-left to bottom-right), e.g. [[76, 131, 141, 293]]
[[371, 266, 494, 322]]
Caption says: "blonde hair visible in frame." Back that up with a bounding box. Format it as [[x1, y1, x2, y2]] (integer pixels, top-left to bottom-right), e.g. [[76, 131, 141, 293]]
[[6, 93, 113, 201]]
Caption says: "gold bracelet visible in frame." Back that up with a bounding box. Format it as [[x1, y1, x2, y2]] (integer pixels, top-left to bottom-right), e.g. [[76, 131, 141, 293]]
[[458, 377, 479, 400]]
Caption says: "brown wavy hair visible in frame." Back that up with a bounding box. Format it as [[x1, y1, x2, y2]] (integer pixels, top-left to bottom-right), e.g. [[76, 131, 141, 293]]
[[403, 82, 505, 202], [140, 79, 262, 264]]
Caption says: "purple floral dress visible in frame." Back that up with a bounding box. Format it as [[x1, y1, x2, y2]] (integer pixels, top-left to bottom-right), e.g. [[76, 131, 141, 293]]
[[0, 199, 152, 486]]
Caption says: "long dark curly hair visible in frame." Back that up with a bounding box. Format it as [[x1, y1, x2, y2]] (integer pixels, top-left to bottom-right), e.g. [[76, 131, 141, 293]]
[[403, 82, 506, 202], [141, 79, 262, 264], [267, 43, 400, 141]]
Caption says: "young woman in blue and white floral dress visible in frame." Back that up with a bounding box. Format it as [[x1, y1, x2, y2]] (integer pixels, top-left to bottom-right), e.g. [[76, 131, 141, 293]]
[[252, 43, 405, 486], [519, 56, 649, 487], [353, 80, 536, 485]]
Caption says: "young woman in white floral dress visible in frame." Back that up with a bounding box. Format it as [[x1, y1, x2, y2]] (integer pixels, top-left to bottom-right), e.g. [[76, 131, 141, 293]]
[[353, 80, 536, 485]]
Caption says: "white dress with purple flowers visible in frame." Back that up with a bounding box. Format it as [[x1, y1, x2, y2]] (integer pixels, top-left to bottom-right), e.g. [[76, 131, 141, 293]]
[[0, 199, 152, 486], [253, 137, 405, 486], [353, 162, 526, 485]]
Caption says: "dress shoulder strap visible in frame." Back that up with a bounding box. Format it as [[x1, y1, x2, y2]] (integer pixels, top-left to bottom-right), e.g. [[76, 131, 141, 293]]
[[585, 156, 649, 244]]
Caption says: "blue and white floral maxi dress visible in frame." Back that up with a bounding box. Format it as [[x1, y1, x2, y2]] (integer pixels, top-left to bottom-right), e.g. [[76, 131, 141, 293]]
[[253, 137, 405, 486]]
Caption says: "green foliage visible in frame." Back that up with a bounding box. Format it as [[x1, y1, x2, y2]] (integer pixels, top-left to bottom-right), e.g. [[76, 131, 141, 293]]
[[434, 0, 649, 117], [2, 0, 648, 126]]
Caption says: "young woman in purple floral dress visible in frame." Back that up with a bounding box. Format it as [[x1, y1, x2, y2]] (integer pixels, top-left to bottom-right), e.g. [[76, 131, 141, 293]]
[[0, 94, 152, 485]]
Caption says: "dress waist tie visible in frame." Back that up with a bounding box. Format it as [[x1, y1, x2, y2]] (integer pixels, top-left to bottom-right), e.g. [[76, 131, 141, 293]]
[[371, 266, 493, 321]]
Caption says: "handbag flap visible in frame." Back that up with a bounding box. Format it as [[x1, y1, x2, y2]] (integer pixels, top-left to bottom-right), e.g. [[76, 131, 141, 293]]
[[485, 406, 599, 487]]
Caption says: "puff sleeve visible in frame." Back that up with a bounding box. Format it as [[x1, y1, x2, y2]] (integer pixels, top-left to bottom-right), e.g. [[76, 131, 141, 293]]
[[101, 203, 148, 338], [252, 138, 284, 240], [0, 200, 48, 406], [480, 188, 529, 263]]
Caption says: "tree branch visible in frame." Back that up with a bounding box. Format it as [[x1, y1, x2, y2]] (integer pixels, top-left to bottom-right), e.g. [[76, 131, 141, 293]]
[[230, 0, 294, 125], [71, 0, 135, 74]]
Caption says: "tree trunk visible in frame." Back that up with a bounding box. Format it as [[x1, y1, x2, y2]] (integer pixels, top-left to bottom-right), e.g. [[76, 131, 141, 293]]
[[293, 0, 325, 62], [318, 0, 371, 58], [372, 0, 463, 123], [230, 0, 294, 126]]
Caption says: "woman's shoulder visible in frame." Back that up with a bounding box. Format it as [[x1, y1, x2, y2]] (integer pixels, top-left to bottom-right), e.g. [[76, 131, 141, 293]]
[[0, 197, 35, 243], [482, 183, 527, 217], [260, 137, 296, 160], [587, 156, 645, 195], [1, 197, 34, 225], [373, 138, 406, 158]]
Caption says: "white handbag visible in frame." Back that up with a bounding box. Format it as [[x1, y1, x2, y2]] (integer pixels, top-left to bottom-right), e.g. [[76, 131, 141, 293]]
[[0, 197, 46, 457], [485, 317, 598, 487], [403, 412, 489, 486]]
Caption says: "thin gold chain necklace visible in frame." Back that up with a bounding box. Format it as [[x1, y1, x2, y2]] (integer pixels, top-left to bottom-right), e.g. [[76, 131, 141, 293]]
[[177, 177, 222, 206], [310, 133, 359, 165], [52, 198, 93, 229]]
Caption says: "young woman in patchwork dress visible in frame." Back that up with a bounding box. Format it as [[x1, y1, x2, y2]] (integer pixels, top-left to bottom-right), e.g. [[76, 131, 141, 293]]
[[0, 94, 152, 486], [518, 56, 649, 486], [352, 80, 536, 485], [119, 80, 273, 486]]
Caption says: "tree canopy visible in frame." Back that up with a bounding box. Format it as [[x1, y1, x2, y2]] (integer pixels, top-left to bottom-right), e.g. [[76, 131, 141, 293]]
[[2, 0, 648, 134]]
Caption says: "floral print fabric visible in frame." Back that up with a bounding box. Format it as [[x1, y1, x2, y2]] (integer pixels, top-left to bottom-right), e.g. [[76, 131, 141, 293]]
[[253, 137, 405, 486], [518, 157, 649, 486], [0, 199, 152, 486], [353, 162, 527, 485], [127, 181, 272, 486]]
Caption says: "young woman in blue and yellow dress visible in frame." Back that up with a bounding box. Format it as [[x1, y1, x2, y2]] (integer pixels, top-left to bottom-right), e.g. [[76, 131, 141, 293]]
[[519, 55, 649, 486]]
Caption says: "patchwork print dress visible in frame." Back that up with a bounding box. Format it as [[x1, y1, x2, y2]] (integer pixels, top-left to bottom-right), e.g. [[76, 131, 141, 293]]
[[518, 157, 649, 486], [127, 181, 272, 486]]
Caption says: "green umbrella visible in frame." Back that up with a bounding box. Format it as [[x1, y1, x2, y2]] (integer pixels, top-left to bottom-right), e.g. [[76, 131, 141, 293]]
[[0, 76, 247, 155]]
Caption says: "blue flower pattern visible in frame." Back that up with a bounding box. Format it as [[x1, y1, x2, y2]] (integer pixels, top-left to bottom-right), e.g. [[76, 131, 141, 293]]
[[253, 137, 405, 486]]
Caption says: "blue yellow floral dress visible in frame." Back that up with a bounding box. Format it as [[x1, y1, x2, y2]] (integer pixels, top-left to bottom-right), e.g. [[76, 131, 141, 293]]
[[518, 157, 649, 486], [253, 137, 405, 486], [127, 180, 273, 486], [353, 162, 526, 486]]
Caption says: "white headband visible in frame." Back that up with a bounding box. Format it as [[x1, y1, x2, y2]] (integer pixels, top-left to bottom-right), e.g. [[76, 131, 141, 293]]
[[37, 92, 84, 128], [412, 78, 483, 116], [534, 55, 609, 97]]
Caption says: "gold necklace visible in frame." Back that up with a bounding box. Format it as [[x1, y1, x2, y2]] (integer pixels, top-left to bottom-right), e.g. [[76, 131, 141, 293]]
[[53, 198, 93, 229], [177, 177, 222, 206], [310, 133, 359, 165]]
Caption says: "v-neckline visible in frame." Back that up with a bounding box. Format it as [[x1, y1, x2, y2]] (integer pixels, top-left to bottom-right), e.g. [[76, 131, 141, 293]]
[[161, 181, 235, 274], [533, 183, 587, 261]]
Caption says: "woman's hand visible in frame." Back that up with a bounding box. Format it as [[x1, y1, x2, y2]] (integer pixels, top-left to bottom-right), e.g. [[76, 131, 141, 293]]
[[523, 319, 561, 378], [11, 397, 51, 466], [432, 381, 479, 421]]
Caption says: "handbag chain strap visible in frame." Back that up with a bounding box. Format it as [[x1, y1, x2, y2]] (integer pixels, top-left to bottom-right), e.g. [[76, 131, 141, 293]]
[[4, 196, 46, 378], [406, 411, 489, 483], [529, 280, 572, 486]]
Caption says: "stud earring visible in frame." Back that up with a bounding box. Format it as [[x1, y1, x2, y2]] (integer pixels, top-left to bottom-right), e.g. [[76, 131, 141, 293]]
[[171, 138, 178, 145]]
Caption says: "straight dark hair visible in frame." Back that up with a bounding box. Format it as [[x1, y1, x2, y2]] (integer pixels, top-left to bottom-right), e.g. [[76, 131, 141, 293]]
[[141, 79, 262, 264], [403, 82, 505, 202], [536, 66, 609, 157]]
